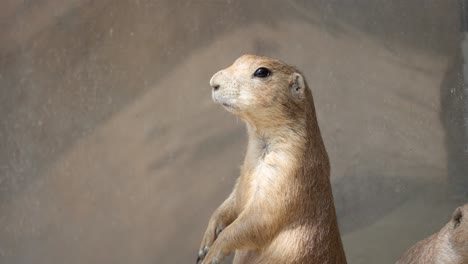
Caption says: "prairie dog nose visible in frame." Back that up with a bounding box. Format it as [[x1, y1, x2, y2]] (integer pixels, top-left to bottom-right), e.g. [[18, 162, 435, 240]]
[[210, 70, 223, 91]]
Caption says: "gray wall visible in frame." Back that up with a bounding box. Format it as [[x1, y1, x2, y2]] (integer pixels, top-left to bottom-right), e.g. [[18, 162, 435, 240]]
[[0, 1, 466, 263]]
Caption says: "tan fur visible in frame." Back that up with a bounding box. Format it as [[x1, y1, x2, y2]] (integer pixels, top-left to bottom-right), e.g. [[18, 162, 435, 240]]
[[196, 55, 347, 264], [397, 204, 468, 264]]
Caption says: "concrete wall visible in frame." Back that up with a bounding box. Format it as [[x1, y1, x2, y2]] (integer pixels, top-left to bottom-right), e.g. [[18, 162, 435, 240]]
[[0, 1, 465, 263]]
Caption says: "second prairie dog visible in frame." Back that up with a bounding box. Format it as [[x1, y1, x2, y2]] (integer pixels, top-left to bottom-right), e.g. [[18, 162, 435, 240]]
[[196, 55, 347, 264], [397, 203, 468, 264]]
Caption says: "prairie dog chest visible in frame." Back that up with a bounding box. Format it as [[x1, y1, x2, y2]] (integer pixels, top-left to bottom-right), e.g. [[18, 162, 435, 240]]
[[242, 136, 293, 200]]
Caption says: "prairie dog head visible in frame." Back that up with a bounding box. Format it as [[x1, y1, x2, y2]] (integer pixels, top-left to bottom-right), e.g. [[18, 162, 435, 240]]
[[209, 55, 309, 126], [449, 203, 468, 257]]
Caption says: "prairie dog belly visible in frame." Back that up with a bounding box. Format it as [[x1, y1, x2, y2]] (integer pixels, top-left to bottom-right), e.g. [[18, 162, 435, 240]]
[[233, 226, 308, 264]]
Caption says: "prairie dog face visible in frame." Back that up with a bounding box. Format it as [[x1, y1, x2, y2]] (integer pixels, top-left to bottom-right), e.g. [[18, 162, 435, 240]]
[[209, 55, 307, 119], [449, 204, 468, 256]]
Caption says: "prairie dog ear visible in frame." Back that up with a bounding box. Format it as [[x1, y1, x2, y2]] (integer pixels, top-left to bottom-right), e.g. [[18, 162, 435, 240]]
[[289, 72, 306, 99], [453, 207, 463, 228]]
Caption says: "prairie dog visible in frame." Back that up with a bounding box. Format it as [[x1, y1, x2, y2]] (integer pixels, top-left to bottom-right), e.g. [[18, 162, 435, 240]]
[[197, 55, 347, 264], [397, 203, 468, 264]]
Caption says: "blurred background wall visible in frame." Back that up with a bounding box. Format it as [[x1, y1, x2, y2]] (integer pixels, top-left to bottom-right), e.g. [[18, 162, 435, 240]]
[[0, 1, 466, 263]]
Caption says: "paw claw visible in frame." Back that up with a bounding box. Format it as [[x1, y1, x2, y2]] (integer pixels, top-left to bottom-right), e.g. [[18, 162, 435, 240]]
[[196, 246, 210, 264], [215, 226, 224, 237], [203, 246, 209, 255]]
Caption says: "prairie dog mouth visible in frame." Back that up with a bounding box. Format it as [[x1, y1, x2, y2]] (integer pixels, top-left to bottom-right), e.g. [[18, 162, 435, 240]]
[[213, 94, 236, 108], [218, 100, 238, 112], [212, 88, 239, 111]]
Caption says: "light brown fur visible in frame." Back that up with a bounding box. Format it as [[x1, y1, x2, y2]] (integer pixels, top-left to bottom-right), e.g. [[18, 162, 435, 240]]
[[397, 204, 468, 264], [196, 55, 347, 264]]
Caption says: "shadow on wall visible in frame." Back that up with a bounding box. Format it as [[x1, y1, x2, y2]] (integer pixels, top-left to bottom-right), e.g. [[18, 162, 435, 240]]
[[440, 52, 468, 201], [290, 0, 457, 56]]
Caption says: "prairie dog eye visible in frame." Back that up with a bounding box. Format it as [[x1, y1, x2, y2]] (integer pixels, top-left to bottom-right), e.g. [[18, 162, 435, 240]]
[[253, 67, 271, 78]]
